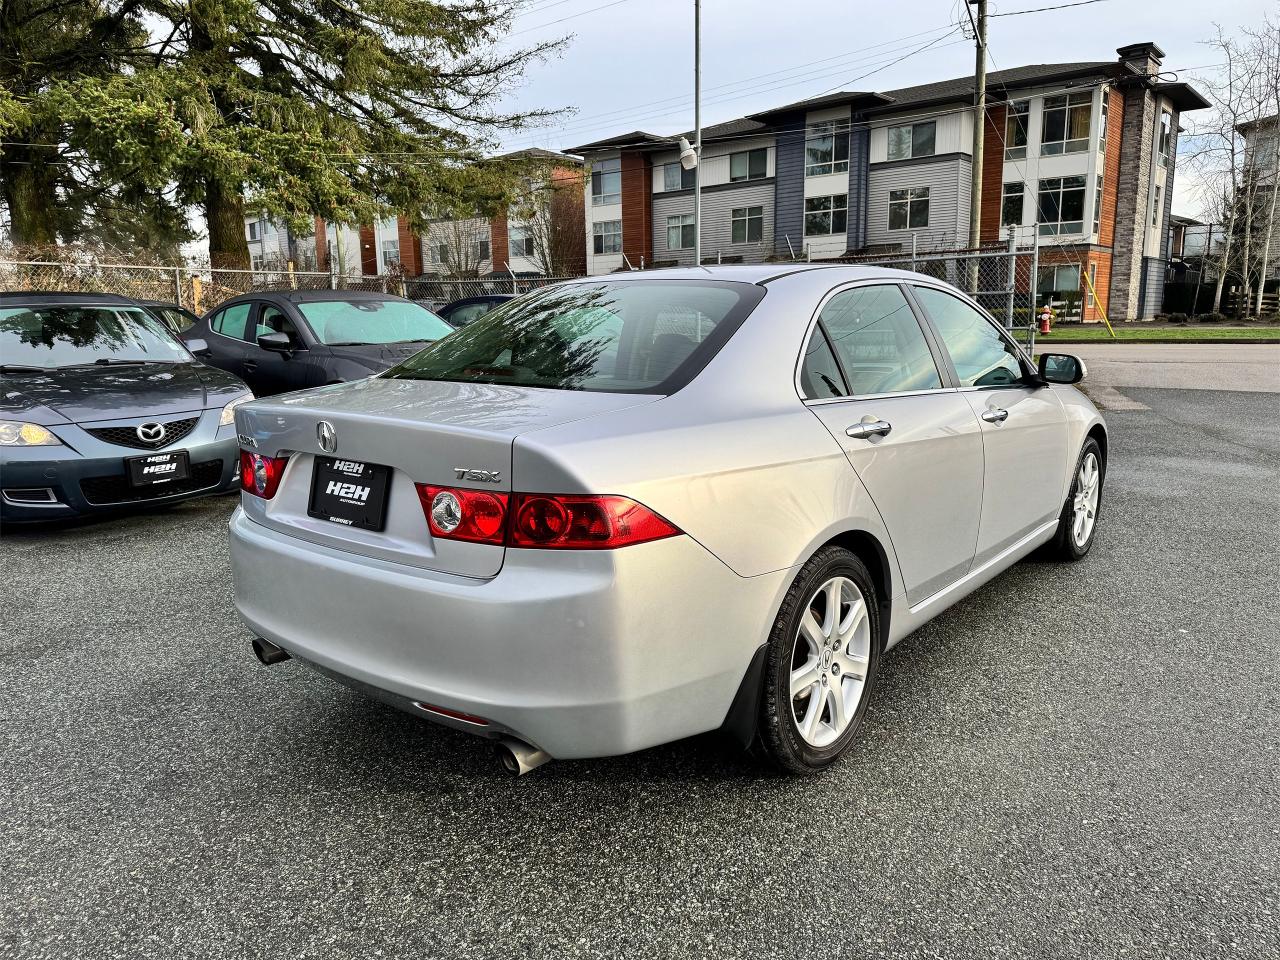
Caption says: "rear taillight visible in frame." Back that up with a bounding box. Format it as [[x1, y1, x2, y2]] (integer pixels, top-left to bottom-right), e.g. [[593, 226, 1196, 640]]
[[239, 451, 289, 499], [413, 485, 680, 550]]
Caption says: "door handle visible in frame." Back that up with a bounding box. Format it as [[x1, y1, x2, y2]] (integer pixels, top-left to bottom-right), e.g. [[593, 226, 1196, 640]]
[[981, 407, 1009, 423], [243, 361, 258, 372], [846, 419, 893, 439]]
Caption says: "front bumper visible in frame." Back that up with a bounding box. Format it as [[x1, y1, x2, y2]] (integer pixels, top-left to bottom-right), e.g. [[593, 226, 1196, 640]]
[[0, 412, 239, 522], [229, 507, 788, 759]]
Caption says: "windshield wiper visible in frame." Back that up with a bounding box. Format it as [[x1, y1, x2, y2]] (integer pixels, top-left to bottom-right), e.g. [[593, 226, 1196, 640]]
[[0, 364, 50, 374]]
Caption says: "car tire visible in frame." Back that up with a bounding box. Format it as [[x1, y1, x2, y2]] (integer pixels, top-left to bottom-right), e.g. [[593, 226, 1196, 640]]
[[756, 546, 881, 775], [1046, 436, 1105, 561]]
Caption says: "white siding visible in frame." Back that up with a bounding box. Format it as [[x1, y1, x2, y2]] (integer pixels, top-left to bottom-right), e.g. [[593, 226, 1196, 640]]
[[869, 109, 972, 163], [650, 137, 776, 193]]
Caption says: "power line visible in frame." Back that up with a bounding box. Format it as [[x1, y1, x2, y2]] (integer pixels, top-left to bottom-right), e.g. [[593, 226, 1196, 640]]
[[508, 0, 633, 36], [990, 0, 1108, 16]]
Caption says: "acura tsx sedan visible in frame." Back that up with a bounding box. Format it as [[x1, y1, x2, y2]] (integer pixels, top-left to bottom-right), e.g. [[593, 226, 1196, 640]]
[[229, 266, 1106, 775]]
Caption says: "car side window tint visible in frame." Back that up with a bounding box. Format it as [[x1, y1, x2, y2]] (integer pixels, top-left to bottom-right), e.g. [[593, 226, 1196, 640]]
[[211, 303, 251, 342], [257, 305, 299, 340], [912, 286, 1025, 388], [819, 285, 942, 395], [799, 329, 847, 399]]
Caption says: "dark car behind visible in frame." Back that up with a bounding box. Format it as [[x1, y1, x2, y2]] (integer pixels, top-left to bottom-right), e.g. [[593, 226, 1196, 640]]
[[436, 294, 515, 328]]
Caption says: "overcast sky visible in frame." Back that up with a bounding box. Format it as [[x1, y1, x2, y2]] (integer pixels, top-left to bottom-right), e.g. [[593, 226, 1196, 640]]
[[495, 0, 1271, 217]]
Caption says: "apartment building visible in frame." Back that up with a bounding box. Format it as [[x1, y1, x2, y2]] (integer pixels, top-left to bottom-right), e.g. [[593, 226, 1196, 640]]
[[569, 42, 1207, 321]]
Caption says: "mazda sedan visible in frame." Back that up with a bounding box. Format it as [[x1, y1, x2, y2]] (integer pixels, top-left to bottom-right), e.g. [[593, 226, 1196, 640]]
[[229, 266, 1106, 775]]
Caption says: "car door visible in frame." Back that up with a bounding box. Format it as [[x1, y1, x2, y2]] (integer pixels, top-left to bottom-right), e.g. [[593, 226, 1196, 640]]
[[200, 301, 255, 379], [246, 302, 316, 395], [802, 282, 985, 607], [909, 284, 1069, 566]]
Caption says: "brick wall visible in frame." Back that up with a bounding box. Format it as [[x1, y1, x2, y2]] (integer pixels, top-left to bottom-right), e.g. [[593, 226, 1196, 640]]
[[980, 104, 1007, 244], [490, 213, 509, 271], [621, 152, 652, 266], [1109, 83, 1156, 319]]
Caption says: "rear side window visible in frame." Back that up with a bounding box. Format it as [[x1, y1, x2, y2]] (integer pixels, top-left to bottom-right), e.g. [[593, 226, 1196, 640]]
[[385, 280, 765, 394], [799, 331, 847, 399], [211, 303, 251, 341], [818, 285, 941, 395], [911, 286, 1026, 387]]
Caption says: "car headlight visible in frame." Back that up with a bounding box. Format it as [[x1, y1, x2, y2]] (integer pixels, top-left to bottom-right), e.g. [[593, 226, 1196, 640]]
[[0, 420, 62, 446], [219, 393, 255, 427]]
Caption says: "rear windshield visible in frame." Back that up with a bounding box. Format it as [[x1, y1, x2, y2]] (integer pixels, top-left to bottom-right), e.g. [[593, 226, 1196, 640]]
[[0, 305, 192, 368], [383, 280, 764, 393], [297, 298, 453, 346]]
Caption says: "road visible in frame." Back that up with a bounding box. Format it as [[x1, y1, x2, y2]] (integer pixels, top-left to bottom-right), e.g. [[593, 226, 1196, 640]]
[[1060, 342, 1280, 393], [2, 365, 1278, 959]]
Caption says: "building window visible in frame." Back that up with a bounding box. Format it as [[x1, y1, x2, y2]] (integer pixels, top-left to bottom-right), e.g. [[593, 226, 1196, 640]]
[[1041, 92, 1092, 155], [592, 219, 622, 254], [510, 225, 534, 257], [1152, 184, 1161, 227], [886, 121, 936, 162], [1038, 263, 1081, 295], [591, 158, 621, 206], [1099, 95, 1109, 154], [247, 221, 260, 241], [667, 214, 695, 250], [476, 239, 490, 261], [1037, 176, 1087, 235], [888, 187, 930, 230], [1093, 174, 1103, 235], [731, 206, 764, 244], [250, 253, 264, 271], [1158, 110, 1173, 167], [804, 194, 848, 236], [1086, 262, 1098, 307], [436, 244, 448, 265], [380, 238, 400, 271], [1005, 101, 1029, 160], [805, 123, 849, 176], [663, 162, 696, 191], [1001, 183, 1024, 227], [730, 147, 769, 182]]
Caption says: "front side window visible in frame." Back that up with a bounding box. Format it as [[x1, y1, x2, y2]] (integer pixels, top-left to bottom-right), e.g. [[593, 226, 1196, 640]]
[[591, 158, 621, 206], [256, 305, 301, 342], [1042, 92, 1092, 155], [385, 280, 765, 394], [731, 206, 763, 244], [1158, 110, 1173, 167], [805, 123, 850, 177], [730, 148, 768, 182], [912, 286, 1025, 388], [1005, 101, 1030, 160], [663, 162, 696, 191], [818, 285, 941, 396], [804, 194, 848, 236], [1037, 176, 1087, 235], [666, 214, 695, 250], [888, 187, 930, 230], [886, 121, 936, 161], [1001, 183, 1024, 227], [592, 219, 622, 254], [212, 302, 252, 341], [0, 305, 194, 368], [297, 298, 453, 346]]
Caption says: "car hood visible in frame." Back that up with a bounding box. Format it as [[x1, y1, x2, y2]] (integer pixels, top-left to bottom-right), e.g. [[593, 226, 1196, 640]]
[[325, 341, 433, 370], [0, 362, 248, 425]]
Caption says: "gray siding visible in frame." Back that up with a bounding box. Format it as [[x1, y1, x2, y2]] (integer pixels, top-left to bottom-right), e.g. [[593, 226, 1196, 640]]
[[846, 127, 870, 250], [773, 116, 805, 257], [651, 183, 775, 265], [866, 157, 971, 250], [1138, 255, 1165, 318], [1160, 114, 1179, 260]]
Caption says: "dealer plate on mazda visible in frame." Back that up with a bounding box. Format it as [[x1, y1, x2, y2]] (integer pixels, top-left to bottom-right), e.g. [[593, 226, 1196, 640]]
[[308, 456, 391, 531], [126, 450, 190, 487]]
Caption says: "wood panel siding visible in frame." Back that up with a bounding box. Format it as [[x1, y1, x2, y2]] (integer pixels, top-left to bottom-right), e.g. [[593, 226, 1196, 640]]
[[395, 217, 423, 275], [314, 217, 328, 270], [1097, 87, 1125, 249], [358, 225, 377, 276], [489, 214, 509, 272], [980, 105, 1006, 244], [620, 152, 652, 266]]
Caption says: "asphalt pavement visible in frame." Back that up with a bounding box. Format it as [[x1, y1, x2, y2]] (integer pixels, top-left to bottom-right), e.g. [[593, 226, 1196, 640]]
[[2, 374, 1278, 959]]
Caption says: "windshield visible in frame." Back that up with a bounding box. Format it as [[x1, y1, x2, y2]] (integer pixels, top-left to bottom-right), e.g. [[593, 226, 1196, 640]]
[[383, 280, 764, 393], [297, 298, 453, 346], [0, 305, 193, 369]]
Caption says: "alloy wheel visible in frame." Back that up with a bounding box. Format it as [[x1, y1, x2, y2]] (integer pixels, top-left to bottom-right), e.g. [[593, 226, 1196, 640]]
[[789, 576, 872, 748], [1072, 451, 1101, 547]]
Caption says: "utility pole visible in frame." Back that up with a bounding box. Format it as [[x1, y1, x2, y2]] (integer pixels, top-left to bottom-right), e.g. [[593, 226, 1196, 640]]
[[967, 0, 987, 291], [693, 0, 702, 267]]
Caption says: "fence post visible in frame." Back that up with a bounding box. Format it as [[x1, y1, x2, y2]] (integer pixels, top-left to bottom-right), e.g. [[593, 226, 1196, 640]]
[[328, 255, 337, 290], [191, 275, 203, 315], [172, 266, 183, 307], [1028, 233, 1040, 352], [911, 234, 917, 273], [288, 261, 297, 290], [505, 262, 517, 295], [1004, 228, 1017, 330]]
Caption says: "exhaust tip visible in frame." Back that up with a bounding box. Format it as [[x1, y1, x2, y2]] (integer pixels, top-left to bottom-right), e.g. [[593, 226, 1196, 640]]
[[495, 737, 551, 776], [251, 637, 290, 666]]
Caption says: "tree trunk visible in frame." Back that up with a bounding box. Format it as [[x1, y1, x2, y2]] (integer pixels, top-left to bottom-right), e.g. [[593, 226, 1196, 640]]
[[1256, 142, 1279, 317], [1239, 170, 1255, 318], [205, 174, 250, 270], [0, 144, 58, 246]]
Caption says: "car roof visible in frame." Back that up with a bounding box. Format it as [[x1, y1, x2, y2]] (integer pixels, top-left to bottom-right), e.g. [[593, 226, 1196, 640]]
[[0, 291, 142, 306], [445, 294, 515, 305], [137, 299, 194, 311], [218, 289, 415, 307], [562, 263, 926, 286]]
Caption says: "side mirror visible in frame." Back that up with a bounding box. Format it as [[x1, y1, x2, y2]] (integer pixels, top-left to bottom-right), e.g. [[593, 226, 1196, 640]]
[[1038, 353, 1086, 385], [185, 337, 211, 357], [257, 331, 294, 354]]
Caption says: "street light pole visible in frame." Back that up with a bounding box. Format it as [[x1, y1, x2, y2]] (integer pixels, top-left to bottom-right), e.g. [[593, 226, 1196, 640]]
[[693, 0, 702, 266], [967, 0, 987, 292]]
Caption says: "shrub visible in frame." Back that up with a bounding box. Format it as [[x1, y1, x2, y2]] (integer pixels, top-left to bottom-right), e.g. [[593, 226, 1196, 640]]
[[1197, 312, 1227, 324], [1166, 312, 1188, 324]]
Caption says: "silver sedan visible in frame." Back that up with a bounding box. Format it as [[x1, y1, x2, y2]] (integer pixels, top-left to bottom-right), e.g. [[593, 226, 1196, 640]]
[[229, 265, 1106, 775]]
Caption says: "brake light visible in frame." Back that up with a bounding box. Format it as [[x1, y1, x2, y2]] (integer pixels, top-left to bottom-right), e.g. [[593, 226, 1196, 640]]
[[413, 485, 680, 550], [239, 451, 289, 499]]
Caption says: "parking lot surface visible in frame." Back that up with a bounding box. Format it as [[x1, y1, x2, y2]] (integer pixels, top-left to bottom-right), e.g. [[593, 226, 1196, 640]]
[[3, 383, 1278, 959]]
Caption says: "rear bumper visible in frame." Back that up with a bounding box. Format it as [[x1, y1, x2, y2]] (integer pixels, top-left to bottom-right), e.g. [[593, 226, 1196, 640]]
[[229, 507, 788, 759]]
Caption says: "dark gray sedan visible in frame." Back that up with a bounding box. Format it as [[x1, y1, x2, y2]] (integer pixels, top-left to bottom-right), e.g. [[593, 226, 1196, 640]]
[[182, 290, 454, 396]]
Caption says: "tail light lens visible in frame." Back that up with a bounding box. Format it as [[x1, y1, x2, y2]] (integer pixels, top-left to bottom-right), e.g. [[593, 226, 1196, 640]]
[[413, 485, 680, 550], [239, 451, 289, 499]]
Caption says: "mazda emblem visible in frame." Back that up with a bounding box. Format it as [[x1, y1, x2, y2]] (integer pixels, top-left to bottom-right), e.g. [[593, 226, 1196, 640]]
[[136, 422, 166, 444], [317, 420, 337, 454]]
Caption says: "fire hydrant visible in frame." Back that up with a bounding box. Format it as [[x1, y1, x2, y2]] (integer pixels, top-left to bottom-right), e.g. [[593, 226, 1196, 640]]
[[1039, 304, 1054, 335]]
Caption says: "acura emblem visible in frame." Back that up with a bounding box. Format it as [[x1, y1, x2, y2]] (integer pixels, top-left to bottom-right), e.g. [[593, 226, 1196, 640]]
[[317, 420, 337, 454], [136, 422, 166, 444]]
